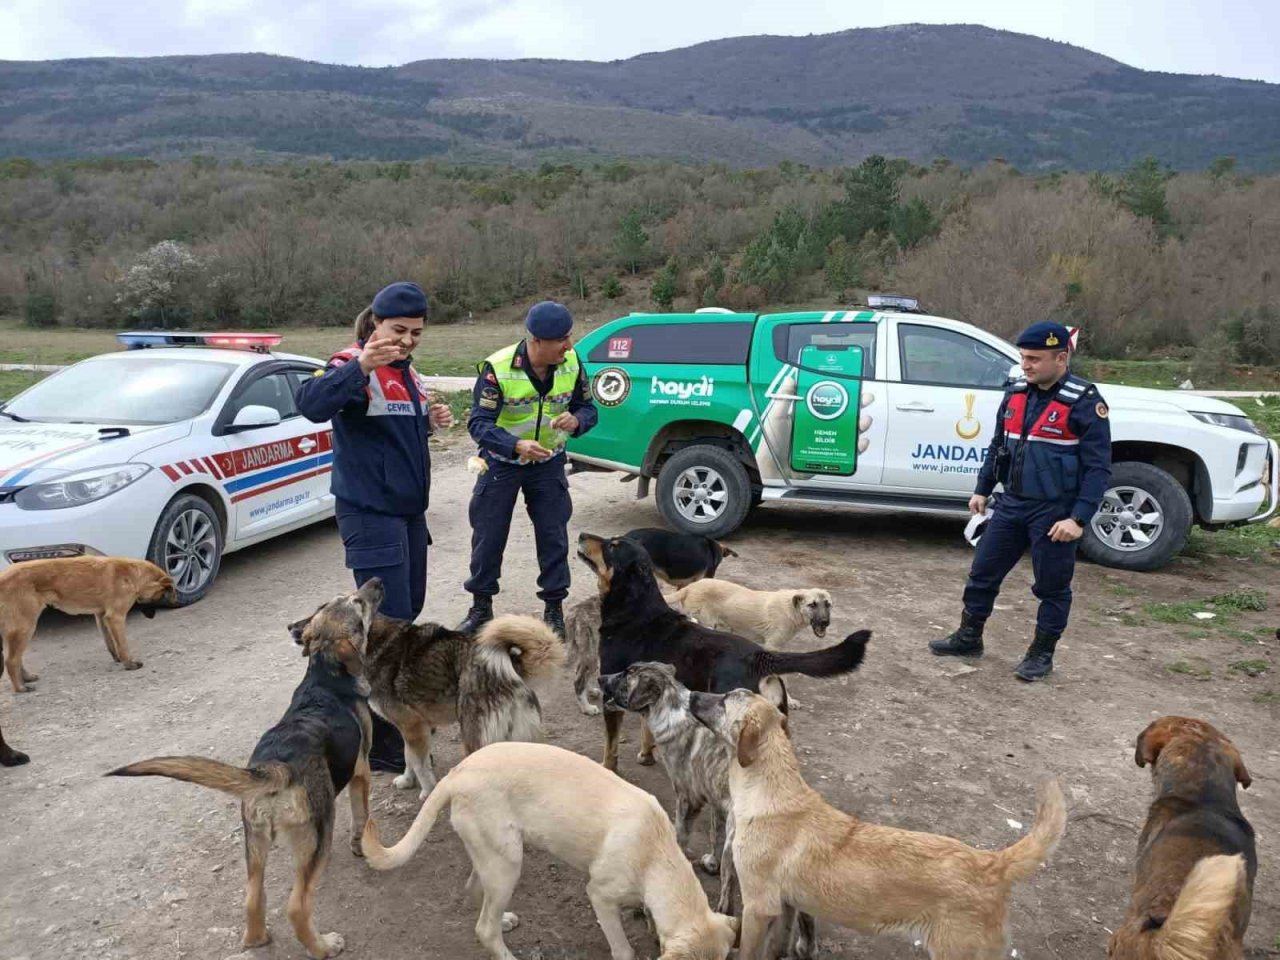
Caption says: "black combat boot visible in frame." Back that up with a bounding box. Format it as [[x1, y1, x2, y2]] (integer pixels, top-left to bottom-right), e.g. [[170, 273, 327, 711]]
[[928, 611, 985, 657], [456, 595, 494, 635], [1014, 628, 1059, 682], [543, 600, 566, 639]]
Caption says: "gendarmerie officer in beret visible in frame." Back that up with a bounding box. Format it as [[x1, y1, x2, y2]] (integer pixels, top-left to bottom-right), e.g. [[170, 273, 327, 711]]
[[929, 320, 1112, 681], [296, 281, 453, 774], [456, 302, 598, 638]]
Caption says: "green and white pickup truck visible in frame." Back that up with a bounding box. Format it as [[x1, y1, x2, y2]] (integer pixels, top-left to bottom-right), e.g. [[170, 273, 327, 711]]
[[566, 300, 1278, 571]]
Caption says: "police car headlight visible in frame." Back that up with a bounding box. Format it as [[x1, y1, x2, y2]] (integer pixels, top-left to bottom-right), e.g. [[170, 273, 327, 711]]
[[1190, 412, 1262, 435], [15, 464, 151, 510]]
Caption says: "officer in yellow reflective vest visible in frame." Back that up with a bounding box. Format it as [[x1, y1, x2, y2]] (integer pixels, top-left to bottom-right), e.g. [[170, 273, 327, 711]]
[[457, 302, 598, 637]]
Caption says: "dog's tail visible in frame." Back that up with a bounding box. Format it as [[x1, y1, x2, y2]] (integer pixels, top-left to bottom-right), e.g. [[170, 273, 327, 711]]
[[756, 629, 870, 679], [106, 756, 291, 798], [474, 614, 566, 685], [361, 776, 455, 870], [667, 585, 690, 612], [1151, 854, 1245, 960], [994, 779, 1067, 884]]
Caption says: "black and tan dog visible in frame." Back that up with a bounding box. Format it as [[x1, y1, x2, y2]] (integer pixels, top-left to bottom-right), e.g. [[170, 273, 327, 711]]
[[1, 715, 28, 767], [577, 532, 869, 771], [1108, 716, 1256, 960], [0, 555, 177, 692], [288, 608, 563, 798], [622, 526, 738, 587], [107, 579, 383, 960]]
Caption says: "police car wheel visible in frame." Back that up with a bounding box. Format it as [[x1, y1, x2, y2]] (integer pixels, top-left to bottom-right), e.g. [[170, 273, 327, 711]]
[[1080, 462, 1192, 572], [147, 493, 224, 606], [656, 445, 752, 539]]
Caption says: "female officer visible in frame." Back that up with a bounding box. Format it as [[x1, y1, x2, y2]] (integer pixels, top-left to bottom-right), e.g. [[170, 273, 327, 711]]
[[295, 281, 453, 773]]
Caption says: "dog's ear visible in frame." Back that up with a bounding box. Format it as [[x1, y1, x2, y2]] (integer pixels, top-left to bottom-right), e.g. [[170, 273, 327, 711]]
[[1134, 720, 1171, 768], [1226, 742, 1252, 789], [736, 715, 762, 768], [716, 541, 738, 559], [792, 592, 804, 609], [289, 610, 318, 647], [656, 661, 677, 677]]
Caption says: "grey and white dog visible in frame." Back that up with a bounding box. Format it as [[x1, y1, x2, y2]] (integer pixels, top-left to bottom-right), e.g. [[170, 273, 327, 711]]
[[565, 594, 604, 715], [599, 663, 815, 957]]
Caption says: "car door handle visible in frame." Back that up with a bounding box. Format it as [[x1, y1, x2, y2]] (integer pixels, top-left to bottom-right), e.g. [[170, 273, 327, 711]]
[[765, 390, 800, 401], [895, 402, 934, 412], [297, 437, 317, 452]]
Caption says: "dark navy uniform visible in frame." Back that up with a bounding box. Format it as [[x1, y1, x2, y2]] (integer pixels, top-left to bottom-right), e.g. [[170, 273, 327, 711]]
[[457, 302, 598, 636], [931, 320, 1112, 681]]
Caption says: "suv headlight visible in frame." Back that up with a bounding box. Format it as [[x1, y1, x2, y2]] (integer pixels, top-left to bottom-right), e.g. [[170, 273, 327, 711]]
[[14, 464, 151, 510], [1190, 412, 1262, 435]]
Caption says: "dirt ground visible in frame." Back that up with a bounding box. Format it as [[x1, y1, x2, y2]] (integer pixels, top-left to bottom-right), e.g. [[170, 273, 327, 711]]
[[2, 440, 1277, 960]]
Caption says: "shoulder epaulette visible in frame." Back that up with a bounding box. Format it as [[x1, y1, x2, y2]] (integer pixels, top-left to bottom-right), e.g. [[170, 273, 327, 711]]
[[1058, 375, 1092, 404]]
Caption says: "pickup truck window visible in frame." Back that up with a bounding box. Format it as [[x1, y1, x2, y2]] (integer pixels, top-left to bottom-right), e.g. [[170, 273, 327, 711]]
[[586, 322, 754, 364], [772, 323, 876, 378], [898, 324, 1011, 388]]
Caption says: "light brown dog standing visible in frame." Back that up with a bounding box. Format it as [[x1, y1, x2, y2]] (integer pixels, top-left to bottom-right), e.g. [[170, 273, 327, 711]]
[[690, 690, 1066, 960], [0, 556, 176, 691]]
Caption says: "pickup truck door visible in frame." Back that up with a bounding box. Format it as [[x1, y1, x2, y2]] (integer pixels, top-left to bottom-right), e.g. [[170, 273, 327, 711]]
[[882, 319, 1014, 492], [748, 312, 887, 488]]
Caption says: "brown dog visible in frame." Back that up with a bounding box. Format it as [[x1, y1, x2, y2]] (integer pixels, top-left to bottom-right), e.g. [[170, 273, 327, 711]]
[[691, 689, 1066, 960], [107, 580, 382, 959], [1108, 716, 1256, 960], [0, 556, 176, 691]]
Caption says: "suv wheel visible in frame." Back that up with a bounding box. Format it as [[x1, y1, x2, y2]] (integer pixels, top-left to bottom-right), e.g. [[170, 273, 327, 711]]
[[1080, 461, 1192, 571], [656, 444, 752, 539], [147, 493, 224, 605]]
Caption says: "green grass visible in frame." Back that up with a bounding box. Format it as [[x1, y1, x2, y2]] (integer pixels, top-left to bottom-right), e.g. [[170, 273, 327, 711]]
[[1109, 582, 1137, 598], [0, 317, 523, 373], [1229, 659, 1270, 677], [1145, 600, 1219, 624], [1184, 524, 1277, 561], [1255, 690, 1280, 705], [1075, 358, 1280, 391], [1209, 587, 1268, 612], [1166, 659, 1213, 680]]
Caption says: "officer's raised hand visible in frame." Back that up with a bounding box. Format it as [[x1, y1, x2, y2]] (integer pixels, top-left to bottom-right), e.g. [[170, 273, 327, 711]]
[[515, 439, 553, 462], [428, 403, 454, 430], [968, 494, 988, 515], [358, 333, 404, 374], [550, 411, 579, 434], [1048, 518, 1084, 542]]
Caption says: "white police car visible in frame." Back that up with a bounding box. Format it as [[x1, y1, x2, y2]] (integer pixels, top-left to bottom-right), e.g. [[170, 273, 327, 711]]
[[0, 332, 336, 604]]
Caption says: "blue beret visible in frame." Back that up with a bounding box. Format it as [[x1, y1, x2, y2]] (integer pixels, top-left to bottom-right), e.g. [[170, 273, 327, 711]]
[[371, 281, 428, 319], [525, 301, 573, 339], [1015, 321, 1071, 351]]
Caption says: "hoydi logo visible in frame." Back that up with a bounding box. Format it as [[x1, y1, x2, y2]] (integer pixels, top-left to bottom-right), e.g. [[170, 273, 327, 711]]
[[805, 381, 848, 420], [650, 376, 714, 400]]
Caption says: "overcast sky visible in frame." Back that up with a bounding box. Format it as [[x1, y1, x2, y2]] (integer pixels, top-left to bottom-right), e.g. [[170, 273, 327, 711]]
[[1, 0, 1276, 84]]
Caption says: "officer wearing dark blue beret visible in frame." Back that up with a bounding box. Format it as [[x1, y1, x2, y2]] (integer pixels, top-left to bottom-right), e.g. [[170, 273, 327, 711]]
[[456, 301, 598, 637], [928, 320, 1112, 681]]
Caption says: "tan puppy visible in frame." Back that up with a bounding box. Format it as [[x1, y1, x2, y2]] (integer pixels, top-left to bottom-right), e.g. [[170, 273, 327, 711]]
[[0, 556, 176, 691], [363, 741, 739, 960], [670, 580, 832, 649], [690, 690, 1066, 960]]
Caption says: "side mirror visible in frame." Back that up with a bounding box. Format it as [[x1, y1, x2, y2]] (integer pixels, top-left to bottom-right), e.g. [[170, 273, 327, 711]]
[[229, 404, 281, 431], [1008, 362, 1022, 382]]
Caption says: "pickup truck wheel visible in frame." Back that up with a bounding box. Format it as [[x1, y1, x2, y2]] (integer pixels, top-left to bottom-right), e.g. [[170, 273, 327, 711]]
[[1080, 462, 1192, 572], [656, 445, 752, 539]]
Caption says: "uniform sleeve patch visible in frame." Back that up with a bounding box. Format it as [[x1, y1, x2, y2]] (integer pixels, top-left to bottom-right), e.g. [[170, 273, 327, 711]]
[[479, 398, 498, 409], [312, 368, 325, 377], [1096, 402, 1109, 419], [484, 370, 497, 384], [478, 386, 500, 409], [329, 356, 348, 368]]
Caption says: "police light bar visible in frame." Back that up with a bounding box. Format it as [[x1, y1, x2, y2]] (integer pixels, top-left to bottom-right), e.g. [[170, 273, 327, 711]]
[[867, 294, 921, 312], [116, 332, 283, 353]]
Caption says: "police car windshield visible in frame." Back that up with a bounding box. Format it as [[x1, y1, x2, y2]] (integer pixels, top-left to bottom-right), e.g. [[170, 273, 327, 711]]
[[5, 356, 236, 425]]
